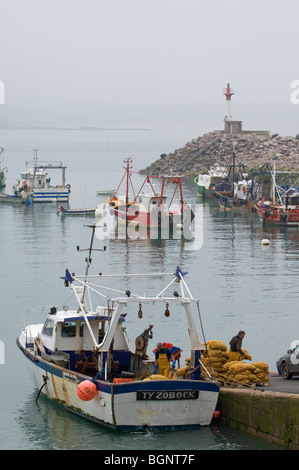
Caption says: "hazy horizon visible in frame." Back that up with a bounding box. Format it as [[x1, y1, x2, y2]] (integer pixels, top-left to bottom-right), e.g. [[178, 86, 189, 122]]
[[1, 0, 299, 137]]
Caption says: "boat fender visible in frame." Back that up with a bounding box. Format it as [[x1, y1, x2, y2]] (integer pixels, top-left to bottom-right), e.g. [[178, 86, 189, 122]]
[[77, 380, 97, 401], [213, 410, 220, 419]]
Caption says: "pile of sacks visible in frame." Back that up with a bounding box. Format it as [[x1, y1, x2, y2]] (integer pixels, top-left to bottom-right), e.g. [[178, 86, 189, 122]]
[[200, 339, 269, 386], [201, 340, 229, 378], [222, 361, 269, 386]]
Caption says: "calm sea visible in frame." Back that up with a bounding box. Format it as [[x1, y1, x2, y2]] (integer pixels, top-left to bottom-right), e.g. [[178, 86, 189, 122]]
[[0, 128, 290, 451]]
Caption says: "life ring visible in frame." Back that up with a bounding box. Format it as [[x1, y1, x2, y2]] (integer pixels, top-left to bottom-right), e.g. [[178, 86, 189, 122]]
[[295, 206, 299, 211]]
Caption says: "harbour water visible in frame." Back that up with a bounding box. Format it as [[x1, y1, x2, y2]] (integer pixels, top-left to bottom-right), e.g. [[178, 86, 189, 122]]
[[0, 128, 291, 451]]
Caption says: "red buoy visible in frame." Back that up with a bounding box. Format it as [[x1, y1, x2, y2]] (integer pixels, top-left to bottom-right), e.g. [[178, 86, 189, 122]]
[[77, 380, 97, 401]]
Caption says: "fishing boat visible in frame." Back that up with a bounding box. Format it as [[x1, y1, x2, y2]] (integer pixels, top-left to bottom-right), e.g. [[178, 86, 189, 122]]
[[254, 189, 299, 226], [254, 161, 299, 226], [211, 153, 259, 210], [96, 189, 115, 196], [12, 150, 71, 203], [194, 166, 227, 199], [213, 178, 259, 210], [57, 206, 98, 216], [106, 158, 194, 230], [0, 189, 33, 204], [16, 227, 220, 432]]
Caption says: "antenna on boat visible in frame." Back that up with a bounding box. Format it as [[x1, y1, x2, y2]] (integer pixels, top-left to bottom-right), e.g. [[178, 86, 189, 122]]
[[33, 149, 38, 166], [76, 224, 106, 304]]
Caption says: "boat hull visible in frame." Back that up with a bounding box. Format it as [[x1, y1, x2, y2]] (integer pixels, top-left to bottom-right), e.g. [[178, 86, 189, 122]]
[[194, 176, 210, 198], [255, 203, 299, 226], [0, 193, 29, 203], [17, 336, 219, 431], [109, 203, 194, 229], [32, 189, 70, 203], [59, 208, 96, 216]]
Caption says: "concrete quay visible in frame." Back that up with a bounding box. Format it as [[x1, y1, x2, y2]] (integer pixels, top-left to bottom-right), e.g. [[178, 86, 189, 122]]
[[216, 373, 299, 449]]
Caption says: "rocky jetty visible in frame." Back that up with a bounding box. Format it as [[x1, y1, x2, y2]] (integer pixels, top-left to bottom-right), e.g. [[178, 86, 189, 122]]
[[140, 131, 299, 176]]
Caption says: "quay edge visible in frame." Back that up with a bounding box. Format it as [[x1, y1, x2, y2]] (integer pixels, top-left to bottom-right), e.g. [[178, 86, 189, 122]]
[[216, 387, 299, 449]]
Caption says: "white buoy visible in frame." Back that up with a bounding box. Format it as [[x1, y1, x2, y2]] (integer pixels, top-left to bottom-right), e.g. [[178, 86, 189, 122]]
[[261, 238, 269, 245]]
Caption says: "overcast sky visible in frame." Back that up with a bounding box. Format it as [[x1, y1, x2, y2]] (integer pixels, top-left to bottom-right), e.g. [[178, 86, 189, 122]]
[[1, 0, 299, 135]]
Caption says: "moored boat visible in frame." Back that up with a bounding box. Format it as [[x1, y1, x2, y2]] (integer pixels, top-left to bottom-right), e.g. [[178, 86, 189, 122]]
[[254, 191, 299, 226], [194, 166, 227, 199], [213, 178, 259, 210], [96, 189, 115, 196], [254, 162, 299, 226], [57, 206, 97, 216], [16, 227, 220, 432], [12, 150, 71, 203], [106, 158, 194, 230], [0, 191, 33, 204]]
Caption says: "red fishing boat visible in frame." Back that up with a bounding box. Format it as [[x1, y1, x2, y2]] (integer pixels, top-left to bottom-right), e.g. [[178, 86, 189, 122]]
[[255, 191, 299, 226], [106, 158, 194, 229]]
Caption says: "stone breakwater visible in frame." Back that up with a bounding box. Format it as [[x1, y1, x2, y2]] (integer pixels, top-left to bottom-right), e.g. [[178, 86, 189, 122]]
[[140, 131, 299, 176]]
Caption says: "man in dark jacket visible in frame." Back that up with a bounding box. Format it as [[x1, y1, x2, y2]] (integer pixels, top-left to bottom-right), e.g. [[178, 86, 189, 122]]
[[229, 330, 250, 361]]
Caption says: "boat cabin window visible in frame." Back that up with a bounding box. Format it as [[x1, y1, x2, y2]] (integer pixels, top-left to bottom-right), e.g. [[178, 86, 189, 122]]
[[41, 318, 55, 337], [284, 196, 299, 206], [61, 321, 76, 338], [79, 321, 85, 337]]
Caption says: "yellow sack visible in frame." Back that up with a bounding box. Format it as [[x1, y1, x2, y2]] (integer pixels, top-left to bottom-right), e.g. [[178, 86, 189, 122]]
[[252, 362, 269, 371], [255, 372, 268, 380], [223, 361, 239, 371], [147, 374, 168, 380], [227, 363, 256, 375], [235, 373, 258, 382], [176, 366, 189, 377], [203, 356, 226, 364], [207, 340, 227, 351], [241, 348, 252, 361], [207, 349, 229, 359]]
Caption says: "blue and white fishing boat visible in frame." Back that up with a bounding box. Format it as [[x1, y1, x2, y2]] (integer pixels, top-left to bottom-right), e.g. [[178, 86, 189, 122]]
[[17, 227, 219, 432], [13, 150, 70, 203]]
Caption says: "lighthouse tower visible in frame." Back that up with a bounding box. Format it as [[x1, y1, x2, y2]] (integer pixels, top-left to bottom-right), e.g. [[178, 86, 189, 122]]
[[223, 82, 234, 121], [223, 82, 242, 135]]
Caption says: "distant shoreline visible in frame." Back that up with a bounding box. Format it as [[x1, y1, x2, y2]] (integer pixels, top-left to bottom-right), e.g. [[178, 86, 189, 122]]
[[0, 126, 152, 131]]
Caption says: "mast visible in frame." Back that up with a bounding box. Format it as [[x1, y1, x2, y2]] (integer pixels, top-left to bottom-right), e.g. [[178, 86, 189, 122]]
[[124, 157, 132, 207], [77, 224, 106, 306], [232, 145, 236, 197]]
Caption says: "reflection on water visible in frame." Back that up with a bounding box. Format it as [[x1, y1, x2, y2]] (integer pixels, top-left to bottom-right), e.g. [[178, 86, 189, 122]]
[[16, 393, 283, 451]]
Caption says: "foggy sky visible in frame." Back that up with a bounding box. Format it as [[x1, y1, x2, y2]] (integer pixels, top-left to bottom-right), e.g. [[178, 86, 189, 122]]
[[0, 0, 299, 135]]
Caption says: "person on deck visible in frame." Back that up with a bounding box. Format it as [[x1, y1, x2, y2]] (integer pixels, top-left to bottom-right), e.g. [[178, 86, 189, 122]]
[[154, 342, 176, 377], [228, 330, 250, 362]]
